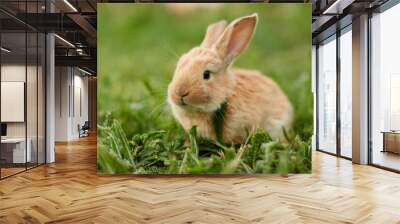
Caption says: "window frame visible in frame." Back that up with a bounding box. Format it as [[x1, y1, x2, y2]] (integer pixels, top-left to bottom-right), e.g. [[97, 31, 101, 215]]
[[315, 21, 353, 161], [367, 0, 400, 173]]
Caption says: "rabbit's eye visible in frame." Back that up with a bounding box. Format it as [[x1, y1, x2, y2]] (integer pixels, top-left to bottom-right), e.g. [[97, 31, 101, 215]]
[[203, 70, 211, 80]]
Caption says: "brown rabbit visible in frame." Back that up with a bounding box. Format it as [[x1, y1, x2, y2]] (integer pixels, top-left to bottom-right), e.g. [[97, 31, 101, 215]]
[[168, 13, 293, 144]]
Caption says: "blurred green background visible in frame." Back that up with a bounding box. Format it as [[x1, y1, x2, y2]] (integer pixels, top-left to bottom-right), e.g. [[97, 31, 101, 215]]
[[97, 4, 312, 174]]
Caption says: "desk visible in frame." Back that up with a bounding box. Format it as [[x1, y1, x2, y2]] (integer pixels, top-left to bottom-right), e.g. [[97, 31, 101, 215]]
[[382, 131, 400, 154], [1, 138, 31, 163]]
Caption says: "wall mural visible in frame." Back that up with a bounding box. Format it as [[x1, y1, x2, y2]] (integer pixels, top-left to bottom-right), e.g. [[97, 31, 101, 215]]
[[97, 3, 312, 174]]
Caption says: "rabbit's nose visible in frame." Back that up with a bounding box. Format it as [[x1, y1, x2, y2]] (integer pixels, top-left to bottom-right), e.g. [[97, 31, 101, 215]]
[[178, 91, 189, 105], [180, 97, 187, 105], [177, 89, 189, 98]]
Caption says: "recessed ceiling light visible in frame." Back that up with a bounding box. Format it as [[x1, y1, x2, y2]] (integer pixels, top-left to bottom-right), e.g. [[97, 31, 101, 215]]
[[63, 0, 78, 12], [1, 47, 11, 53], [78, 67, 93, 76], [322, 0, 354, 15], [54, 34, 75, 48]]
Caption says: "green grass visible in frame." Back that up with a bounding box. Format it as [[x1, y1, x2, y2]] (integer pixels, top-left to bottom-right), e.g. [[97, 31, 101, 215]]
[[97, 4, 312, 174], [98, 118, 311, 174]]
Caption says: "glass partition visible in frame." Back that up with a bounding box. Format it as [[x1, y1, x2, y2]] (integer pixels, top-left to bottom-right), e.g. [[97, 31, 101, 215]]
[[1, 30, 28, 177], [0, 3, 46, 179]]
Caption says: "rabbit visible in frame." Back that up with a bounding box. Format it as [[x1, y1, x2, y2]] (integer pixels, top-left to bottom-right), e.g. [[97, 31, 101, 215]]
[[167, 13, 293, 144]]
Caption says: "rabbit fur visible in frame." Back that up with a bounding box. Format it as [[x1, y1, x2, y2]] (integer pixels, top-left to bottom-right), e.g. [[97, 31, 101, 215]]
[[167, 13, 293, 144]]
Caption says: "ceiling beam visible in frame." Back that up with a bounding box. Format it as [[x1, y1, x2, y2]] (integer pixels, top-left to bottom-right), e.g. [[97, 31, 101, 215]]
[[312, 15, 335, 33], [322, 0, 356, 15], [55, 55, 96, 72], [11, 13, 82, 32], [67, 13, 97, 46]]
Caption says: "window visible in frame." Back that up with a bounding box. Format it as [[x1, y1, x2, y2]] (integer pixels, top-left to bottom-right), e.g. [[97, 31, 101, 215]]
[[317, 35, 337, 154], [370, 3, 400, 171], [339, 27, 352, 158]]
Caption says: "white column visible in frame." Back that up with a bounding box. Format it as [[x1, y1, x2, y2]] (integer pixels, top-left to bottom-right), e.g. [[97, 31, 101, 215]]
[[46, 32, 55, 163], [352, 14, 369, 164]]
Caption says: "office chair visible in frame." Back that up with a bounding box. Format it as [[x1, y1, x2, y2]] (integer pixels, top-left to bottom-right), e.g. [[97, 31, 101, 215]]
[[79, 121, 90, 138]]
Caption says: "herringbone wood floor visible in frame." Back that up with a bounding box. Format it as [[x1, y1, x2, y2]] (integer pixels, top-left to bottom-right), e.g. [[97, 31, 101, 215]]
[[1, 135, 400, 224]]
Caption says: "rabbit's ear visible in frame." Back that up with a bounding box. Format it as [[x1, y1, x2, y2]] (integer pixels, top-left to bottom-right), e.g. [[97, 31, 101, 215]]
[[201, 20, 228, 48], [214, 13, 258, 65]]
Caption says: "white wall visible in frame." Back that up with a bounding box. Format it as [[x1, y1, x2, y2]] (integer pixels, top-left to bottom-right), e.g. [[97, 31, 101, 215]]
[[72, 73, 89, 138], [55, 67, 89, 141], [55, 66, 69, 141]]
